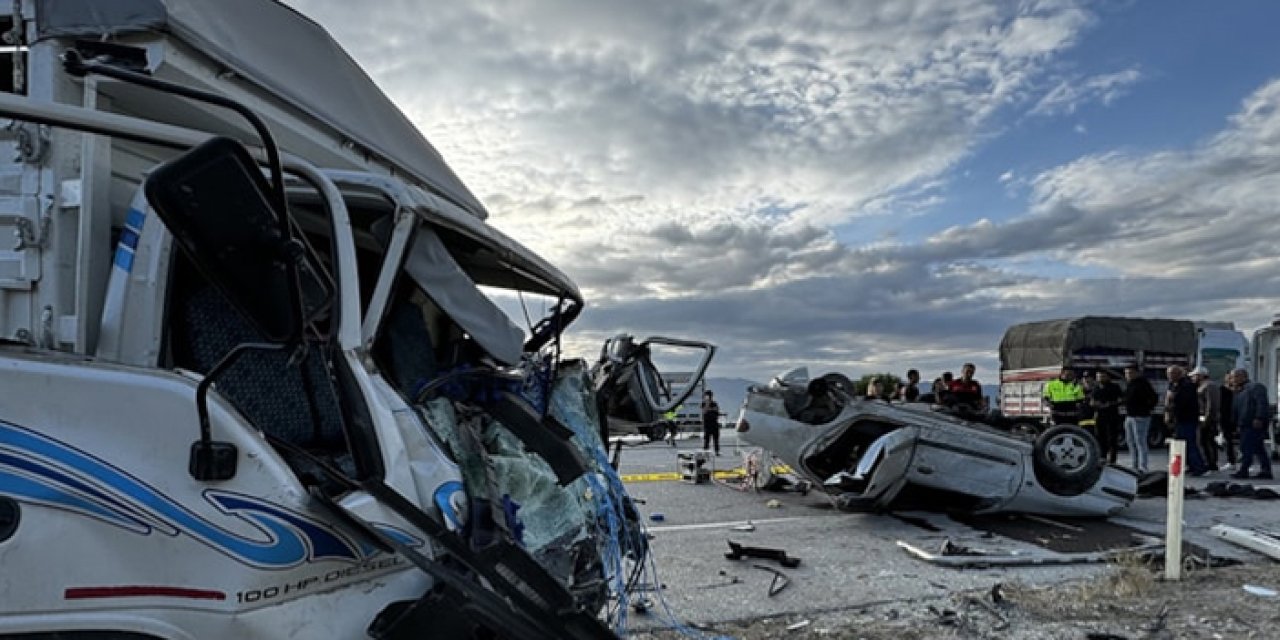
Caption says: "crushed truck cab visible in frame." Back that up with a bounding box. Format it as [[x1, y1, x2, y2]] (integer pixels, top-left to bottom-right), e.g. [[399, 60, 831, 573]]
[[0, 2, 658, 639]]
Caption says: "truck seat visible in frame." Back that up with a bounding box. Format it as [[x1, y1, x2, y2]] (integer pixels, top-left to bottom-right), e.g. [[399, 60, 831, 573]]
[[171, 283, 351, 473]]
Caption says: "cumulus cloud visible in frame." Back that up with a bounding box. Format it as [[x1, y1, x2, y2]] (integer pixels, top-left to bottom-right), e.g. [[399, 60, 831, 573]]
[[283, 1, 1280, 382]]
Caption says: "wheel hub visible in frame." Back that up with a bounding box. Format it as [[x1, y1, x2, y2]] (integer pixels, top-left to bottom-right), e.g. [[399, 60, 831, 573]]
[[1045, 434, 1088, 472]]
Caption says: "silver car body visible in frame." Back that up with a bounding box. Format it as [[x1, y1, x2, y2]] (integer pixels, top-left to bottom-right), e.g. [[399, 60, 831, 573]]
[[736, 372, 1138, 517]]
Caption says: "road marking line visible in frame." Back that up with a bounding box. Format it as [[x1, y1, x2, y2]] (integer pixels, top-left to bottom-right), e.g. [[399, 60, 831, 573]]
[[645, 515, 835, 533]]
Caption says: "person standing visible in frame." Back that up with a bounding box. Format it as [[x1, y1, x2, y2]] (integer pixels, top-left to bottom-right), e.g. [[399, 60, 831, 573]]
[[1193, 367, 1221, 470], [1043, 368, 1086, 425], [1123, 366, 1158, 474], [931, 372, 953, 405], [947, 363, 984, 410], [663, 406, 680, 447], [1166, 365, 1209, 476], [896, 369, 922, 402], [1221, 374, 1238, 468], [1230, 368, 1273, 480], [1090, 370, 1123, 465], [866, 377, 886, 401], [700, 390, 722, 456]]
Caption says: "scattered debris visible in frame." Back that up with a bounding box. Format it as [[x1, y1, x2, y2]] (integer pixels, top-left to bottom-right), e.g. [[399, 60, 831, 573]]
[[765, 499, 783, 508], [927, 605, 961, 627], [784, 619, 810, 631], [725, 540, 802, 568], [753, 564, 792, 597], [1137, 471, 1201, 498], [1203, 481, 1280, 500], [695, 575, 742, 590], [1211, 523, 1280, 561], [1139, 604, 1169, 634], [896, 538, 1163, 568], [965, 594, 1009, 630], [1243, 584, 1277, 597], [939, 538, 988, 556]]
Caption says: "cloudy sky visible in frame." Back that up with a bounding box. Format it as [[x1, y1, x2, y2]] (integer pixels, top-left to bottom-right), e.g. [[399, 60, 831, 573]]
[[288, 0, 1280, 384]]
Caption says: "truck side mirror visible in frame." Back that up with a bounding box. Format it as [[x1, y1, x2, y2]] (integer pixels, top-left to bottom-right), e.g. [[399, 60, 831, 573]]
[[144, 136, 330, 342]]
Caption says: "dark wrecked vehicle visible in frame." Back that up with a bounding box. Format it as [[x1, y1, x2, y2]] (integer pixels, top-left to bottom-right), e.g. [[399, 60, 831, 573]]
[[735, 368, 1139, 517], [591, 334, 716, 441]]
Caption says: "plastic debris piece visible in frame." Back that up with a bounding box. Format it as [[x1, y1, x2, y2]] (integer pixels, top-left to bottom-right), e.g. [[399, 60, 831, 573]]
[[649, 512, 665, 522], [786, 620, 811, 631], [725, 540, 801, 567], [753, 564, 791, 597], [1244, 584, 1278, 597], [766, 499, 782, 508], [732, 521, 756, 532]]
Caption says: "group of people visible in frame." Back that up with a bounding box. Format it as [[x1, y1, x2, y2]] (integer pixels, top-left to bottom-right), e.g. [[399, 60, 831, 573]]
[[1165, 365, 1271, 479], [1042, 365, 1272, 478], [659, 389, 725, 456], [870, 364, 987, 411]]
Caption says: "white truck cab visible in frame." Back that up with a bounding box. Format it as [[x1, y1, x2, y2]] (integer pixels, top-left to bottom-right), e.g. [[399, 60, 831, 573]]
[[0, 2, 647, 638]]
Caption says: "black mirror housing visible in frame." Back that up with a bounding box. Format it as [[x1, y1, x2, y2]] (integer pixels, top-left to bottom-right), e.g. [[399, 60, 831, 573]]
[[144, 136, 329, 342]]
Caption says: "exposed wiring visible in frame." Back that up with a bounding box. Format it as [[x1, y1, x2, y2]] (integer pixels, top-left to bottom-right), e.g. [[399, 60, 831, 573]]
[[551, 382, 732, 639]]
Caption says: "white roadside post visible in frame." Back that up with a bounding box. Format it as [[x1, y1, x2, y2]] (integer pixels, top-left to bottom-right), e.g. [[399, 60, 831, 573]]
[[1165, 439, 1186, 580]]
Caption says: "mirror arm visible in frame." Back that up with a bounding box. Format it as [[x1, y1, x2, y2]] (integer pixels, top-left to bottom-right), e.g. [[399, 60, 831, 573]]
[[60, 49, 287, 214], [62, 49, 308, 343], [524, 296, 580, 353], [191, 341, 291, 481]]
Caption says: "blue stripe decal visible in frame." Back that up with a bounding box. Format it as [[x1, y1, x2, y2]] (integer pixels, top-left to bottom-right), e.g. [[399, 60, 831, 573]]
[[119, 227, 140, 251], [113, 247, 134, 272], [0, 421, 423, 569], [124, 207, 146, 231]]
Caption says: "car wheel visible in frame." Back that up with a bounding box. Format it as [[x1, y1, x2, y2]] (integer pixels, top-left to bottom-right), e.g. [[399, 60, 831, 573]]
[[1032, 425, 1103, 496]]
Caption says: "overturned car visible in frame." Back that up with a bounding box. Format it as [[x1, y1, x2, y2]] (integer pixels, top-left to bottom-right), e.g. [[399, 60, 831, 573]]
[[735, 369, 1138, 517]]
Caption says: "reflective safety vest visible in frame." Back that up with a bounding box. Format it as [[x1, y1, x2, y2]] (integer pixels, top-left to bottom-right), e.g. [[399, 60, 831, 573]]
[[1043, 379, 1085, 403]]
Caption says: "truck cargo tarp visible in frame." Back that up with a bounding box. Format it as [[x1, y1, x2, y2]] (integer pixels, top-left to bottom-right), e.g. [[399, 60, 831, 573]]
[[35, 0, 490, 220], [999, 317, 1197, 370]]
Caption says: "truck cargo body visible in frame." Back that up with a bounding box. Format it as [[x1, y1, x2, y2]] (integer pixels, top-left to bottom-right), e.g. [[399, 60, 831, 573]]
[[998, 317, 1197, 445]]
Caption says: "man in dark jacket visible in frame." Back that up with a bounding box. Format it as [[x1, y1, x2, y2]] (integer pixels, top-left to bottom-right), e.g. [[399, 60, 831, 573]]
[[1123, 366, 1158, 474], [1230, 368, 1272, 480], [1090, 370, 1123, 465], [700, 390, 722, 456], [1166, 365, 1209, 476]]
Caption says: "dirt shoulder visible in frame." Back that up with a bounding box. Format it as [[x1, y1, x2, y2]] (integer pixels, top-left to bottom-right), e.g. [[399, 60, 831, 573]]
[[635, 560, 1280, 639]]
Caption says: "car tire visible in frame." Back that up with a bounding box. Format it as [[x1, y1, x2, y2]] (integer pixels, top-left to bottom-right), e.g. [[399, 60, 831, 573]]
[[1032, 425, 1103, 496]]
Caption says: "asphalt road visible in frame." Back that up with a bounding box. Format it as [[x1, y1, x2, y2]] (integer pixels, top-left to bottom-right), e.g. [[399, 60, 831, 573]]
[[614, 431, 1280, 635]]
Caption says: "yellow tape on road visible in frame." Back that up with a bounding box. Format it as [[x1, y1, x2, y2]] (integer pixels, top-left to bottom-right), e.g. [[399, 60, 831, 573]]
[[620, 465, 794, 483]]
